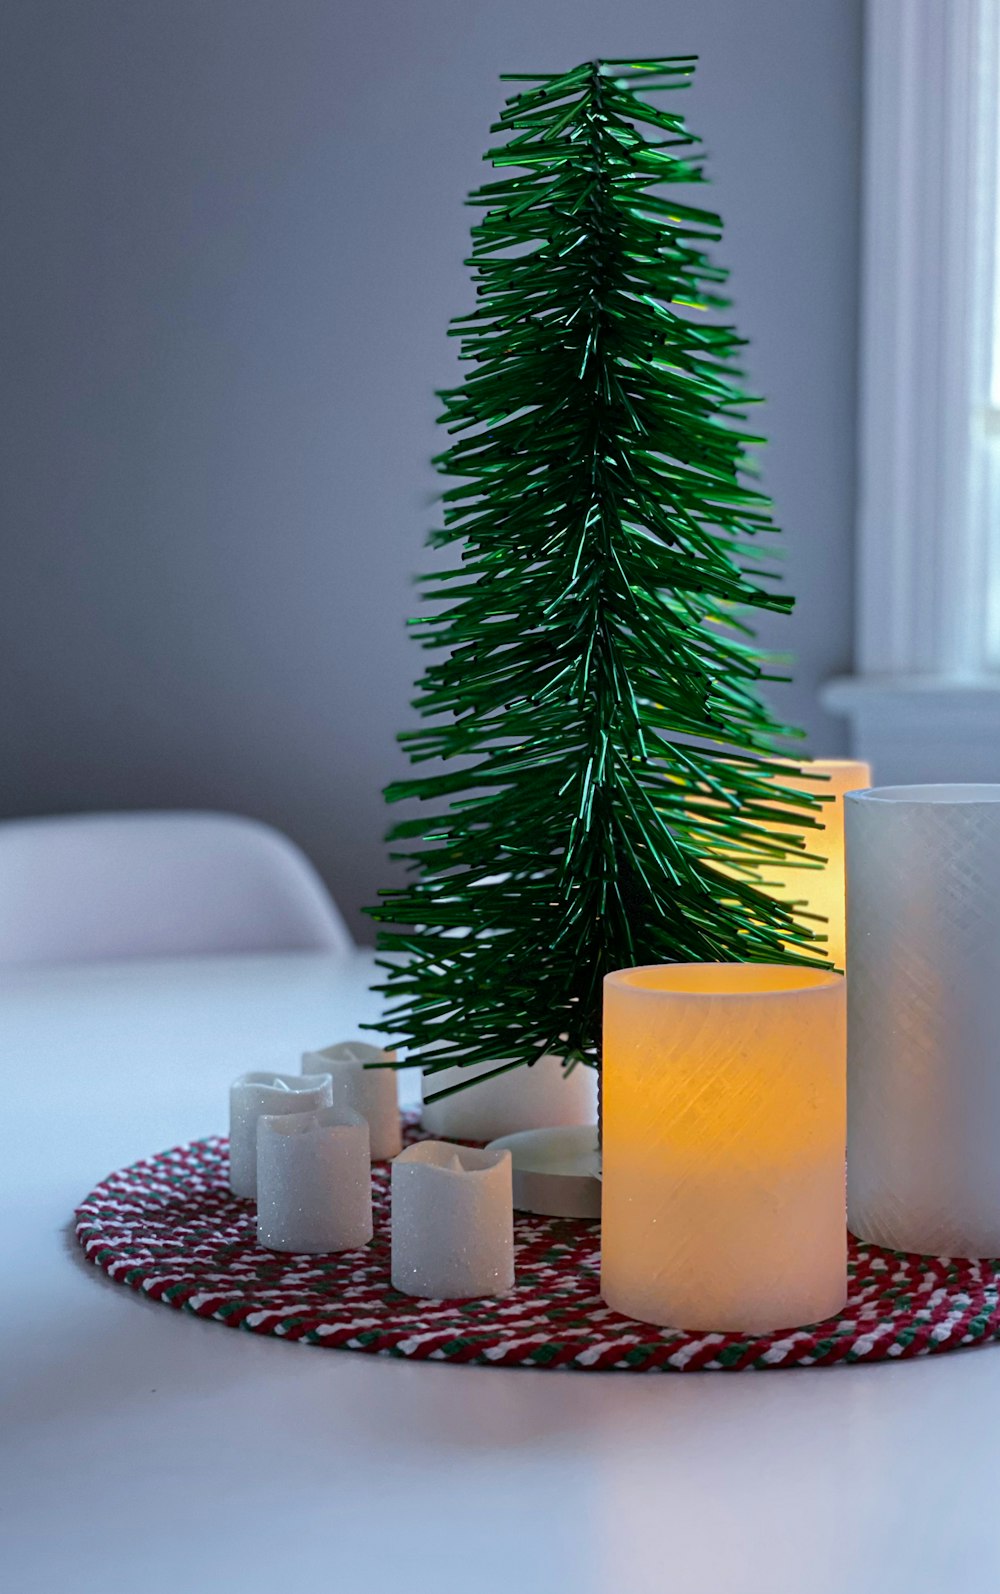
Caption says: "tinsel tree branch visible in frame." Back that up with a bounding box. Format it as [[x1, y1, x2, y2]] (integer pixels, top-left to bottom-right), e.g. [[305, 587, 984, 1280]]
[[366, 58, 831, 1097]]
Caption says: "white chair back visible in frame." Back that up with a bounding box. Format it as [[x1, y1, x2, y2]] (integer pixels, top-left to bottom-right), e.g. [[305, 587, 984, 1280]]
[[0, 811, 353, 966]]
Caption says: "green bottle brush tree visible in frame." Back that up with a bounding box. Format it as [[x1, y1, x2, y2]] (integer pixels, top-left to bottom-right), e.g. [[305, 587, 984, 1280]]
[[367, 57, 829, 1105]]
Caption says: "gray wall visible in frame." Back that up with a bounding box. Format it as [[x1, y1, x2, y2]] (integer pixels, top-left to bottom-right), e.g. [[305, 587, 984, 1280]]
[[0, 0, 862, 940]]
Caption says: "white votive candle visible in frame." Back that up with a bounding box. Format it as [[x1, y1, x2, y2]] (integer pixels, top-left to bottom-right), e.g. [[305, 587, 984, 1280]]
[[302, 1040, 402, 1161], [256, 1106, 373, 1253], [391, 1141, 514, 1299], [229, 1071, 332, 1199]]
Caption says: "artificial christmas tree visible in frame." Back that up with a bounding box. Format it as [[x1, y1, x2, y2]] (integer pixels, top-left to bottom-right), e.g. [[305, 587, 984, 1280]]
[[369, 57, 828, 1119]]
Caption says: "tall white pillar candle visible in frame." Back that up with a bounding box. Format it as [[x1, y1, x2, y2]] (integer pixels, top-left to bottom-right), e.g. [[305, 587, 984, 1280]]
[[421, 1052, 596, 1141], [846, 784, 1000, 1255], [391, 1142, 514, 1299], [257, 1107, 373, 1253], [229, 1071, 332, 1198], [302, 1040, 402, 1161]]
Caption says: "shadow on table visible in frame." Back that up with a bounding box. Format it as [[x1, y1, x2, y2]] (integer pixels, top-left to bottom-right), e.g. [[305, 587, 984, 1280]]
[[25, 1223, 623, 1451], [44, 1219, 969, 1465]]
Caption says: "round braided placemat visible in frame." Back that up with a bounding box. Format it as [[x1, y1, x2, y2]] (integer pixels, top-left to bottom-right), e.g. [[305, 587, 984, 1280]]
[[75, 1119, 1000, 1371]]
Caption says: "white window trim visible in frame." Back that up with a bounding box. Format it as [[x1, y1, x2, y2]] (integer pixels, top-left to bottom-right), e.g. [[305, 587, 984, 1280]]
[[823, 0, 1000, 781]]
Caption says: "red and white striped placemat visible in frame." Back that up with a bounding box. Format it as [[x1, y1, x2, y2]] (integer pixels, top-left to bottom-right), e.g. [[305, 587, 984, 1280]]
[[75, 1118, 1000, 1371]]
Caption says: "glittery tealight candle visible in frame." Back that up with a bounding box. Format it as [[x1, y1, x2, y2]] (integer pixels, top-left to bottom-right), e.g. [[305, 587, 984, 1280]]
[[256, 1106, 373, 1253], [302, 1040, 402, 1161], [390, 1142, 514, 1299], [229, 1071, 332, 1199]]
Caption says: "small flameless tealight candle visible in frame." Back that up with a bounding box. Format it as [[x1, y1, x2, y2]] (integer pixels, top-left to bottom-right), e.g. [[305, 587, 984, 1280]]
[[229, 1071, 332, 1199], [602, 964, 846, 1333], [302, 1040, 402, 1161], [256, 1106, 373, 1253], [391, 1141, 514, 1299]]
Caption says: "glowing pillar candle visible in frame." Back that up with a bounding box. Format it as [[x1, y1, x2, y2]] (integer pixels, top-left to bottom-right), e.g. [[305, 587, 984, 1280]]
[[601, 964, 846, 1333], [229, 1071, 332, 1199], [420, 1052, 597, 1141], [256, 1106, 373, 1253], [302, 1040, 402, 1161], [391, 1141, 514, 1299], [846, 784, 1000, 1255], [763, 759, 871, 968]]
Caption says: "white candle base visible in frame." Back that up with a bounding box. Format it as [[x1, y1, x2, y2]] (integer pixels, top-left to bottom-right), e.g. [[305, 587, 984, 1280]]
[[302, 1040, 401, 1161], [229, 1071, 332, 1199], [487, 1126, 601, 1219], [391, 1141, 514, 1299], [420, 1053, 597, 1141], [257, 1106, 373, 1254]]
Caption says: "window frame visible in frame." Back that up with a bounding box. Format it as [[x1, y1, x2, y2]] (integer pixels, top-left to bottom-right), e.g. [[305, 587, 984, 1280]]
[[824, 0, 1000, 777]]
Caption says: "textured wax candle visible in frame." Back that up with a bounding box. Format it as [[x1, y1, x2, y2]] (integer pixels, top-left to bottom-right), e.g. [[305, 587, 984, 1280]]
[[763, 759, 871, 968], [302, 1040, 402, 1161], [229, 1072, 332, 1199], [420, 1052, 596, 1141], [391, 1141, 514, 1299], [846, 784, 1000, 1255], [256, 1106, 373, 1253], [602, 964, 846, 1333]]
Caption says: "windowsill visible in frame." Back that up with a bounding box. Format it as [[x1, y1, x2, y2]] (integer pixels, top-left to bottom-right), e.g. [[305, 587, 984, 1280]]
[[825, 673, 1000, 708], [822, 674, 1000, 782]]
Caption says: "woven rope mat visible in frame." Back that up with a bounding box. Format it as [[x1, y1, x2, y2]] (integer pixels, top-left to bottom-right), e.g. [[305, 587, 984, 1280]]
[[75, 1118, 1000, 1371]]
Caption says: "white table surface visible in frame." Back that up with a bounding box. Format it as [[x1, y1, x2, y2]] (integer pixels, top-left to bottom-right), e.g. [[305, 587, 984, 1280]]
[[2, 948, 998, 1594]]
